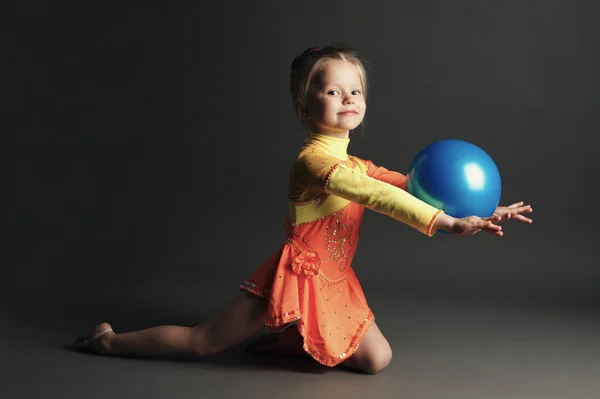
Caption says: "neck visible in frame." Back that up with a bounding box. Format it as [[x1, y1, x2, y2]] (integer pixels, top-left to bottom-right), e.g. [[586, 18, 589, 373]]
[[316, 131, 350, 140], [305, 132, 350, 160]]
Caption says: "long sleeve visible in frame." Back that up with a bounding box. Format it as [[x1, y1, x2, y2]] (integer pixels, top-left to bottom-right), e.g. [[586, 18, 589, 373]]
[[325, 164, 443, 236]]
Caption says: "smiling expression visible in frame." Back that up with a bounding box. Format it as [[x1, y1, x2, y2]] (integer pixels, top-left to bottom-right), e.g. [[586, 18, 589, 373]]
[[305, 59, 366, 138]]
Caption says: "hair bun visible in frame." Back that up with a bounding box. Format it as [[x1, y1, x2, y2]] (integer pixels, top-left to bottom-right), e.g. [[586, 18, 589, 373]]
[[291, 47, 323, 70]]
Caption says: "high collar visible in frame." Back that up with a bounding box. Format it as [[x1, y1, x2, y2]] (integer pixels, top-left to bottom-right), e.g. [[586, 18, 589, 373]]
[[305, 133, 350, 160]]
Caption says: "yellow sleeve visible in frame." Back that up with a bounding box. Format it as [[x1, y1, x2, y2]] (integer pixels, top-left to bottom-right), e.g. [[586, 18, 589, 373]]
[[293, 150, 340, 190], [325, 164, 444, 236]]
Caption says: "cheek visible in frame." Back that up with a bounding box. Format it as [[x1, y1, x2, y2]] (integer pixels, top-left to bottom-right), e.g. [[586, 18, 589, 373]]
[[317, 101, 335, 117], [311, 95, 328, 110], [306, 100, 322, 117]]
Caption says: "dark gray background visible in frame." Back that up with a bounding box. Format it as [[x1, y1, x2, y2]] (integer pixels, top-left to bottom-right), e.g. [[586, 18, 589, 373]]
[[3, 2, 600, 397], [6, 0, 598, 309], [0, 0, 600, 399]]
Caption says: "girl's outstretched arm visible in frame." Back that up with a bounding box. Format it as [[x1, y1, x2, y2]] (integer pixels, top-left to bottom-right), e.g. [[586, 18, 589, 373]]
[[325, 164, 503, 237], [325, 164, 443, 236]]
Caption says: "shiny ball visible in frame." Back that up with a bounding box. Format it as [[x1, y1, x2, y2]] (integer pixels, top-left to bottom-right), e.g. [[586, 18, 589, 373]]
[[406, 139, 502, 219]]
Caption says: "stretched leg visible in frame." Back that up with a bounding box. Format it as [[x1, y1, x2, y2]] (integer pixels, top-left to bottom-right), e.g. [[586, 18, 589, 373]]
[[76, 292, 268, 359], [342, 322, 392, 374]]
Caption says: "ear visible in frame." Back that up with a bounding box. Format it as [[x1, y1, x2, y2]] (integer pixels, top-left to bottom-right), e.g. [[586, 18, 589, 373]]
[[296, 102, 311, 121]]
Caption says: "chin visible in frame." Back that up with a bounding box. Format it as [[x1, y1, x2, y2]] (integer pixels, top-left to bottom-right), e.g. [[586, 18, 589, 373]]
[[343, 123, 361, 131]]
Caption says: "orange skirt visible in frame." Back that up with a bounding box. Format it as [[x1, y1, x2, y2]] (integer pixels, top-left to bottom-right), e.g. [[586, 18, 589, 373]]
[[240, 241, 373, 367]]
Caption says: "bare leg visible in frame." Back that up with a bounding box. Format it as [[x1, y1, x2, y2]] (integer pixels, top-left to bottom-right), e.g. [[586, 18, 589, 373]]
[[342, 322, 392, 374], [246, 321, 393, 373], [76, 292, 268, 359]]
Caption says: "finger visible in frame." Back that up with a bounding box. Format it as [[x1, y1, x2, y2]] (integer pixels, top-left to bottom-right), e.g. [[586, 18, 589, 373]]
[[484, 215, 506, 222], [514, 205, 532, 213], [508, 201, 524, 208], [513, 214, 533, 223], [487, 228, 503, 236], [487, 224, 502, 232], [483, 215, 502, 222], [478, 220, 501, 231], [484, 224, 503, 236]]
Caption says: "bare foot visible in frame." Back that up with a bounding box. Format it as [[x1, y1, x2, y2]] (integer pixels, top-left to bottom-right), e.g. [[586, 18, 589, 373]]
[[75, 322, 115, 354]]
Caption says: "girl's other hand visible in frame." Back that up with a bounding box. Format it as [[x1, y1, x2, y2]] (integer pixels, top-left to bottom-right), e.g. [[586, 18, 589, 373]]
[[493, 201, 533, 224]]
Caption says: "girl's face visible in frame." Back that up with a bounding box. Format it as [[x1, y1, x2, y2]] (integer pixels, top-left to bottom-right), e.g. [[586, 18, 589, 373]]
[[305, 59, 366, 138]]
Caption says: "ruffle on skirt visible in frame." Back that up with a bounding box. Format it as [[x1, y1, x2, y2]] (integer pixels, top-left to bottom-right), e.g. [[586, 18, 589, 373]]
[[240, 243, 374, 367]]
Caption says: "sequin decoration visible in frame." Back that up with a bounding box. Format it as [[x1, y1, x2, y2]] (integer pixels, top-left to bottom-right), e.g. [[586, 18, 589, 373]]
[[297, 311, 374, 367], [322, 211, 358, 272], [239, 280, 270, 298], [265, 310, 301, 327], [239, 136, 382, 368], [317, 270, 347, 286]]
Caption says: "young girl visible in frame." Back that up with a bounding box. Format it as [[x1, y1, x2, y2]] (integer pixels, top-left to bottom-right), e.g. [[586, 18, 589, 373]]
[[76, 45, 533, 374]]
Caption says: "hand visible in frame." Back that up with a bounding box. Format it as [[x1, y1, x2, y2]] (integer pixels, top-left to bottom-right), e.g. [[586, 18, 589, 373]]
[[451, 215, 503, 236], [493, 201, 533, 224], [434, 213, 503, 236]]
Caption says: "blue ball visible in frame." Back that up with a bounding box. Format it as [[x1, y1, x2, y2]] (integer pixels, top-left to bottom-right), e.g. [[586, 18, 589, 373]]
[[406, 139, 502, 219]]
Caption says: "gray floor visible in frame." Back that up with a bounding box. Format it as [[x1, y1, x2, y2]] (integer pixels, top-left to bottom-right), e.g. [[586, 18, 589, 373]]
[[3, 284, 600, 399]]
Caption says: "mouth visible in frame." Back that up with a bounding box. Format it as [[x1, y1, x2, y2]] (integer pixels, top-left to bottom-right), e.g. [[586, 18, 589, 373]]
[[339, 111, 358, 115]]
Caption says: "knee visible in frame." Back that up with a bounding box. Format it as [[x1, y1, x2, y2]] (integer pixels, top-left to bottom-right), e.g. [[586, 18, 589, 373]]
[[189, 326, 221, 357], [360, 346, 393, 374]]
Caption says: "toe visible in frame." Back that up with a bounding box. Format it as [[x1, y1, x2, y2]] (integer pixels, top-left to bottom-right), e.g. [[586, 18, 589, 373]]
[[94, 322, 113, 335], [75, 322, 114, 351]]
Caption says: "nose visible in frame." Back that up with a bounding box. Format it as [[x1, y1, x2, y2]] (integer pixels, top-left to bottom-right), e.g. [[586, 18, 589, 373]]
[[344, 96, 355, 105]]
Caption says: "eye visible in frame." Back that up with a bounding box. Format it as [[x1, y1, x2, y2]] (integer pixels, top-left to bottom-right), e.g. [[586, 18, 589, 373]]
[[327, 90, 340, 95], [352, 90, 361, 95]]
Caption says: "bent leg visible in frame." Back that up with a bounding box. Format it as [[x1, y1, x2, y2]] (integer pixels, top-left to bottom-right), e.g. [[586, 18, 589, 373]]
[[246, 323, 309, 358], [342, 322, 392, 374], [246, 320, 393, 371], [81, 292, 268, 359]]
